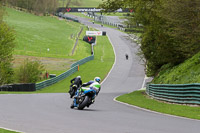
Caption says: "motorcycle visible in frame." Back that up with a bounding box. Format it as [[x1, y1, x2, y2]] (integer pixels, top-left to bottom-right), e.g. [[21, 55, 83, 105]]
[[72, 87, 97, 110], [69, 84, 78, 98]]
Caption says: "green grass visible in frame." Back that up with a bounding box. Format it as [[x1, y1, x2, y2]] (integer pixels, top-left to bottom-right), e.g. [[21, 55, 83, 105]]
[[0, 128, 20, 133], [4, 7, 91, 60], [152, 51, 200, 84], [117, 90, 200, 120], [59, 0, 103, 7]]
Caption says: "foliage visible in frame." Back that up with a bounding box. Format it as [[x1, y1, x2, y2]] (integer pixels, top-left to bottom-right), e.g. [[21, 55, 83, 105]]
[[16, 59, 45, 83], [116, 90, 200, 120], [99, 0, 200, 77], [3, 0, 58, 15], [0, 21, 15, 85]]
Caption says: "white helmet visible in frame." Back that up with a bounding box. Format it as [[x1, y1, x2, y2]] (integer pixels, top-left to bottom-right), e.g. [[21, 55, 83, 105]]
[[77, 76, 81, 79], [94, 77, 101, 83]]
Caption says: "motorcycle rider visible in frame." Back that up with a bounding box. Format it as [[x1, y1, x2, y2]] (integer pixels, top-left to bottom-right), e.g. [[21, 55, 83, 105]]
[[70, 76, 82, 88], [71, 77, 101, 109], [69, 76, 82, 98]]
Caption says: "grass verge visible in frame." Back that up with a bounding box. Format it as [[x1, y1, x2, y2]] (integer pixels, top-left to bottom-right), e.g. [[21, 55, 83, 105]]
[[0, 128, 20, 133], [116, 90, 200, 120]]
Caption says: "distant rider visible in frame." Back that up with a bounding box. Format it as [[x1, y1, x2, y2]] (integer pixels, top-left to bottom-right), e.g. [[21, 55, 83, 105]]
[[71, 77, 101, 108]]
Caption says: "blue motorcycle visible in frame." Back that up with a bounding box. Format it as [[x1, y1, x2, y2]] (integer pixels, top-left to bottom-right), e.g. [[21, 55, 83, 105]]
[[71, 87, 97, 110]]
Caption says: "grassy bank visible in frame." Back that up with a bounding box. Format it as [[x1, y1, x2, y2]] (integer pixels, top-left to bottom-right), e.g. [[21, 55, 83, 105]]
[[116, 90, 200, 120], [152, 51, 200, 84], [4, 7, 92, 76], [4, 7, 91, 59]]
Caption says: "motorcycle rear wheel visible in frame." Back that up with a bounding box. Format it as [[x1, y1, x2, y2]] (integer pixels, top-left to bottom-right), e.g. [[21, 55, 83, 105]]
[[78, 96, 89, 110]]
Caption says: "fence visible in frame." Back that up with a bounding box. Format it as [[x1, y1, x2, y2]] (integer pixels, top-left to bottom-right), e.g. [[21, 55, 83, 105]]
[[146, 83, 200, 105]]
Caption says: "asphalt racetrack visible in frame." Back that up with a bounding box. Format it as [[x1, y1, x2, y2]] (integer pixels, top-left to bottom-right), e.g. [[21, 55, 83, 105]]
[[0, 16, 200, 133]]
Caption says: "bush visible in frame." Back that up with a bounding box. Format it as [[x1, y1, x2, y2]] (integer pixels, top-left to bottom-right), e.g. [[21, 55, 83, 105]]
[[16, 59, 45, 83]]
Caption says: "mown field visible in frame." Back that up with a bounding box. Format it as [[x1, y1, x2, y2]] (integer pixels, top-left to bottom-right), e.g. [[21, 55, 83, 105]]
[[4, 8, 90, 59], [59, 0, 103, 7]]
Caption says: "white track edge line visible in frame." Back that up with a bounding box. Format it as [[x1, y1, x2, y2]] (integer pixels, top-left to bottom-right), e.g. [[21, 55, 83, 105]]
[[113, 95, 200, 122]]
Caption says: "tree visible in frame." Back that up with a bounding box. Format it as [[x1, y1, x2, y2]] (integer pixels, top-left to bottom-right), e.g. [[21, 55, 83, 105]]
[[0, 6, 15, 85]]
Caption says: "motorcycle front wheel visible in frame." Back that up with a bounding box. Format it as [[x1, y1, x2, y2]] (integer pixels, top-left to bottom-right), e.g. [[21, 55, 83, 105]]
[[78, 96, 89, 110]]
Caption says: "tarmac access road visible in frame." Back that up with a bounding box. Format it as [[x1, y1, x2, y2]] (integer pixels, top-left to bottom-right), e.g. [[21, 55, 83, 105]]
[[0, 15, 199, 133]]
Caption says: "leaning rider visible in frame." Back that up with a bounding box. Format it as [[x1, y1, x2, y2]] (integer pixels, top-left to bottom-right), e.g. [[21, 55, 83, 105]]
[[71, 77, 101, 108]]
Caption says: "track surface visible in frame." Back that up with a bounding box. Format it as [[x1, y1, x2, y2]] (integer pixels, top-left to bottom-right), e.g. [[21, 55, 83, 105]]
[[0, 16, 200, 133]]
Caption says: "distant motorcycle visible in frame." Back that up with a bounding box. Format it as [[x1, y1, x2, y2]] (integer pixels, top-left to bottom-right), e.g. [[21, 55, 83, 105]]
[[73, 87, 97, 110], [69, 84, 78, 98]]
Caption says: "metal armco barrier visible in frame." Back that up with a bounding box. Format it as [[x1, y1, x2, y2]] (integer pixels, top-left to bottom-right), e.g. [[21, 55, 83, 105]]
[[36, 55, 94, 90], [146, 83, 200, 105], [71, 55, 94, 68]]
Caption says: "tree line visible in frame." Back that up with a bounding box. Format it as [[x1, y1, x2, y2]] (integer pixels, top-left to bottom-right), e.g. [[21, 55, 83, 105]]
[[99, 0, 200, 77], [2, 0, 59, 15]]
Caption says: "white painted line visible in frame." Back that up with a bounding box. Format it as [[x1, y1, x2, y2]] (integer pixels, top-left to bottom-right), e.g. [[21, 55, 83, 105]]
[[113, 95, 200, 122], [0, 127, 25, 133], [101, 34, 117, 85]]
